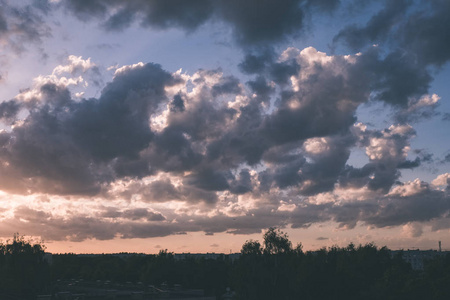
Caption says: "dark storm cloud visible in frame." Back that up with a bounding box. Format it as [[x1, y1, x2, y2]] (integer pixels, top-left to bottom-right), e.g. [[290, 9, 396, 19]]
[[333, 0, 450, 107], [121, 208, 165, 221], [143, 128, 203, 173], [258, 133, 355, 195], [398, 0, 450, 67], [333, 0, 412, 52], [338, 164, 375, 189], [205, 101, 267, 166], [169, 94, 185, 113], [212, 75, 241, 97], [0, 0, 50, 53], [61, 0, 340, 47], [69, 63, 174, 161], [229, 169, 253, 195], [184, 169, 231, 192], [269, 59, 301, 85], [239, 51, 274, 75], [371, 51, 432, 107], [246, 76, 274, 104], [0, 63, 177, 195], [138, 0, 213, 31], [64, 0, 213, 31], [0, 100, 21, 122], [350, 49, 432, 107], [332, 0, 450, 110], [397, 158, 420, 169], [262, 69, 358, 144], [136, 178, 180, 202], [112, 157, 153, 179], [239, 50, 300, 85], [215, 0, 305, 46]]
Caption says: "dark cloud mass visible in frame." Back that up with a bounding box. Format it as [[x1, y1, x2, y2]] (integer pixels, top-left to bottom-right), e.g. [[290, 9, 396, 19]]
[[5, 48, 345, 197], [61, 0, 340, 46], [64, 0, 213, 31], [0, 63, 177, 194], [0, 100, 21, 122], [0, 0, 50, 53], [333, 0, 450, 107], [333, 0, 412, 52], [399, 0, 450, 67], [216, 0, 305, 46]]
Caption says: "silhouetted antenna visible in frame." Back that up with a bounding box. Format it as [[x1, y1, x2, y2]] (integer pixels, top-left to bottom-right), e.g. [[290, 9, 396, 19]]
[[439, 241, 442, 252]]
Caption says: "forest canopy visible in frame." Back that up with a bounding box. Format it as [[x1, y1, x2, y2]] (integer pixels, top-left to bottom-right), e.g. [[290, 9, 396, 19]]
[[1, 230, 449, 300]]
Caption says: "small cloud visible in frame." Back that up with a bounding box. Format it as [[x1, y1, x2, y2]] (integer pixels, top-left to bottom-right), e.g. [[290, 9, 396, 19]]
[[432, 173, 450, 187], [402, 223, 423, 238], [445, 153, 450, 163], [443, 113, 450, 121]]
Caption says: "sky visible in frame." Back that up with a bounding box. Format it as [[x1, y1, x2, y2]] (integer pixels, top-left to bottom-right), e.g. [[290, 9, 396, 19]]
[[0, 0, 449, 254]]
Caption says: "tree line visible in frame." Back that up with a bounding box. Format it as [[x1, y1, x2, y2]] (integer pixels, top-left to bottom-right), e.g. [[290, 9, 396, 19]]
[[1, 229, 450, 299]]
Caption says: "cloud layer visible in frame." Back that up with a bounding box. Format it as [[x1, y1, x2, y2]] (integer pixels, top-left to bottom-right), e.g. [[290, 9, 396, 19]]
[[0, 0, 449, 245]]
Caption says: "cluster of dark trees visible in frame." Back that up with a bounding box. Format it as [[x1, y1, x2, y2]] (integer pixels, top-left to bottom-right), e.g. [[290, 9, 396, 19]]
[[1, 229, 450, 299], [235, 229, 450, 300], [0, 234, 51, 299]]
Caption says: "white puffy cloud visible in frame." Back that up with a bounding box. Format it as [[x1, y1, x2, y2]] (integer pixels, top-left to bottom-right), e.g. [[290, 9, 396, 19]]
[[402, 222, 423, 238], [365, 124, 414, 161], [389, 179, 429, 197], [432, 173, 450, 187]]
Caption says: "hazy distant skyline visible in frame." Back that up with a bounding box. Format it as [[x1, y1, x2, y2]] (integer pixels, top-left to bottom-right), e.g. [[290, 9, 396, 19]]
[[0, 0, 449, 253]]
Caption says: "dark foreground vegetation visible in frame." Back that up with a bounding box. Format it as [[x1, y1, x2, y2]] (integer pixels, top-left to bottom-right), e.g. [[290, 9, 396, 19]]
[[1, 229, 450, 299]]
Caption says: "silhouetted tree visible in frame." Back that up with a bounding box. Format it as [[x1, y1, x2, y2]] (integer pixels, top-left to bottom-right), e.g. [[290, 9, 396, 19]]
[[241, 240, 262, 255], [0, 234, 50, 299], [263, 227, 292, 254]]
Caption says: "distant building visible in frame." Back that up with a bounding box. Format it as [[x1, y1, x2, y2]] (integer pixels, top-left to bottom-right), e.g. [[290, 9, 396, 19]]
[[174, 253, 240, 261], [390, 249, 448, 270]]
